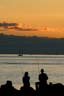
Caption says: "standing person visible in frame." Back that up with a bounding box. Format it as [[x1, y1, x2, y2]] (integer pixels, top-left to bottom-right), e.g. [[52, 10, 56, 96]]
[[35, 69, 48, 96], [35, 69, 48, 90], [20, 72, 36, 96], [22, 72, 30, 87], [39, 69, 48, 85]]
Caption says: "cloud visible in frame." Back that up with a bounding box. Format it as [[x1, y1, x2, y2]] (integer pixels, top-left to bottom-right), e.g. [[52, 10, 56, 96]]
[[0, 22, 17, 28], [0, 22, 37, 31], [14, 27, 37, 31]]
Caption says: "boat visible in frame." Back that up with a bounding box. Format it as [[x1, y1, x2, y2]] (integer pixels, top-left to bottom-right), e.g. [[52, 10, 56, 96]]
[[18, 54, 22, 56], [18, 49, 23, 56]]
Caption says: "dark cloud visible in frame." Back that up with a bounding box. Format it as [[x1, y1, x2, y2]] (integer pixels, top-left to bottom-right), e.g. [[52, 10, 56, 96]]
[[0, 22, 38, 31], [0, 22, 17, 27]]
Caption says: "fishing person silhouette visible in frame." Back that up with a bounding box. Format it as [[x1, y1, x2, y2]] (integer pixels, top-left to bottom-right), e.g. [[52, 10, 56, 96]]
[[20, 72, 36, 96], [39, 69, 48, 84], [35, 69, 48, 89], [22, 72, 30, 87]]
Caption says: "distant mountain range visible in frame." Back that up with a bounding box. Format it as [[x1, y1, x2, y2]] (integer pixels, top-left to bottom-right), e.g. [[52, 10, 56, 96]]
[[0, 33, 64, 54]]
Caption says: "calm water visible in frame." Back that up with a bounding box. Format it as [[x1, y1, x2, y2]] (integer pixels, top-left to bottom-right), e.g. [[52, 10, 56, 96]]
[[0, 54, 64, 89]]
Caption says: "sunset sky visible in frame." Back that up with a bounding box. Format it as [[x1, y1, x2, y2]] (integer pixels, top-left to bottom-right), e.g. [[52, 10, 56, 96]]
[[0, 0, 64, 38]]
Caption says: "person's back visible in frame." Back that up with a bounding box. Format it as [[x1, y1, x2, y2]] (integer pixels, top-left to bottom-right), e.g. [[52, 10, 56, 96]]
[[35, 69, 48, 90], [39, 69, 48, 85], [22, 72, 30, 87], [20, 72, 36, 96], [35, 69, 48, 96]]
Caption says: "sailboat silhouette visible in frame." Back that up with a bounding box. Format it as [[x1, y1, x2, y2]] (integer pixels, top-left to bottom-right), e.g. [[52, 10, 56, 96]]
[[18, 48, 23, 56]]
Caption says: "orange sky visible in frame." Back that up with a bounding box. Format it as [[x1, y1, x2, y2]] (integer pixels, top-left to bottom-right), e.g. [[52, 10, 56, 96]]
[[0, 0, 64, 38], [0, 26, 64, 38]]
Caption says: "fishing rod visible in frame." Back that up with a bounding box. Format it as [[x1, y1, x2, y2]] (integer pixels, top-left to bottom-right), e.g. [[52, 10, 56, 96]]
[[35, 55, 40, 74]]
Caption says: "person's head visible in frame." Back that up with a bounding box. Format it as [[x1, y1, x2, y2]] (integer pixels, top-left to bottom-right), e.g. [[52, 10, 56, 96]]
[[41, 69, 44, 73], [24, 72, 28, 76]]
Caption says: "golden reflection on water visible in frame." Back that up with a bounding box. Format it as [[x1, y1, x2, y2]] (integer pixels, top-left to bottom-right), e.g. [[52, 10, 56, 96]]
[[0, 64, 64, 89], [0, 55, 64, 89]]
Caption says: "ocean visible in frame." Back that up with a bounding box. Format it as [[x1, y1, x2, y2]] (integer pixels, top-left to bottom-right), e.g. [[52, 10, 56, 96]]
[[0, 54, 64, 89]]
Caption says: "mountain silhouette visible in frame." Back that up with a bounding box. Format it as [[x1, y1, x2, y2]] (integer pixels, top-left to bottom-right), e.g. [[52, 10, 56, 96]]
[[0, 33, 64, 54]]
